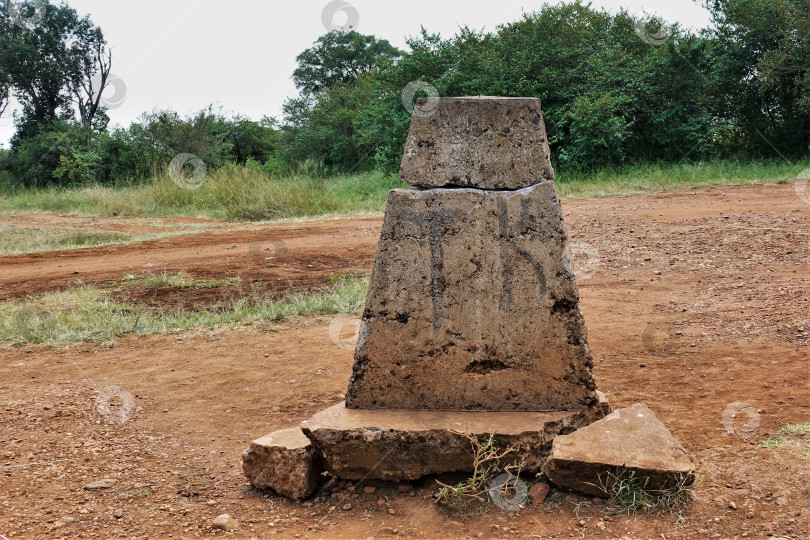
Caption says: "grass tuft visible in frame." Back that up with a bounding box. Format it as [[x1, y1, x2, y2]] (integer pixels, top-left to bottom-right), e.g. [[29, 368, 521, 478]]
[[759, 422, 810, 456], [0, 273, 370, 347], [593, 470, 694, 519]]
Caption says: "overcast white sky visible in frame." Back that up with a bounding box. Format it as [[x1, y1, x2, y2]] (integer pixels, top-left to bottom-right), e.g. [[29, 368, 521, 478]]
[[0, 0, 713, 147]]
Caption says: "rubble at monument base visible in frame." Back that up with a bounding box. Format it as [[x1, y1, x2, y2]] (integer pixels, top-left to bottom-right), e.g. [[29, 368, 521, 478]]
[[301, 395, 609, 481]]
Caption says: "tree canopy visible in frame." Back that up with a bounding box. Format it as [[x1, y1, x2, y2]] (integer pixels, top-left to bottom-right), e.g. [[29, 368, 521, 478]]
[[292, 30, 401, 92]]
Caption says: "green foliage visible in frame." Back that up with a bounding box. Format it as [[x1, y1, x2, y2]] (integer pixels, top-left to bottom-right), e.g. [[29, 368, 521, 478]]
[[0, 119, 97, 187], [282, 77, 377, 171], [559, 94, 631, 169], [0, 0, 105, 139], [293, 30, 401, 92], [705, 0, 810, 157], [283, 0, 807, 173]]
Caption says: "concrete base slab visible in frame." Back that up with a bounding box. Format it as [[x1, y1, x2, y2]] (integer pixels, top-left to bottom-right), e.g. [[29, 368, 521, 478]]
[[242, 428, 321, 500], [542, 403, 695, 497], [301, 395, 609, 482]]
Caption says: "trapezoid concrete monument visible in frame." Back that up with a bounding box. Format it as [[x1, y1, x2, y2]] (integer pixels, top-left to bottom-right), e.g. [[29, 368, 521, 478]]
[[345, 97, 598, 412], [244, 96, 613, 489]]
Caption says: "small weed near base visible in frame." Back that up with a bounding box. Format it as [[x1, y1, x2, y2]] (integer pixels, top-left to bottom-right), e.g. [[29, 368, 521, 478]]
[[593, 470, 695, 520], [434, 431, 526, 514]]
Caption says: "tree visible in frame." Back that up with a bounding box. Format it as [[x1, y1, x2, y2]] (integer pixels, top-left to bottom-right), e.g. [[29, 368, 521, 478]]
[[0, 0, 110, 143], [0, 67, 9, 117], [705, 0, 810, 157], [292, 30, 401, 92], [72, 25, 112, 147]]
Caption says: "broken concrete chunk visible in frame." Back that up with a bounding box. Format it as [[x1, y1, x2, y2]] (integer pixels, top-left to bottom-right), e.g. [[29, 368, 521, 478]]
[[542, 403, 695, 497], [400, 96, 555, 189], [242, 427, 321, 500], [84, 478, 116, 490], [301, 402, 608, 481], [345, 182, 598, 412], [211, 514, 239, 531]]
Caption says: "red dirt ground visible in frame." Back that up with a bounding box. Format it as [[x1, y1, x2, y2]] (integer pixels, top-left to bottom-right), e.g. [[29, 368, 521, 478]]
[[1, 182, 808, 539]]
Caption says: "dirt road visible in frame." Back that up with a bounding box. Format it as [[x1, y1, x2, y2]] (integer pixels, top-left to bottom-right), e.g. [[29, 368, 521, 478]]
[[1, 183, 808, 539]]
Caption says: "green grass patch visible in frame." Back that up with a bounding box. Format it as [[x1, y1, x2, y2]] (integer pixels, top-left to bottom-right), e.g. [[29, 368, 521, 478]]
[[0, 225, 167, 256], [555, 159, 808, 199], [759, 422, 810, 457], [591, 470, 694, 520], [0, 168, 405, 221], [0, 273, 370, 347], [0, 160, 805, 222]]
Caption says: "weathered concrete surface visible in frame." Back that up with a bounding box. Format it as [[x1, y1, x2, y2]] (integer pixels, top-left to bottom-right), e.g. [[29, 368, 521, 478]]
[[242, 428, 321, 500], [302, 400, 609, 481], [401, 97, 555, 190], [345, 181, 599, 411], [542, 403, 695, 497]]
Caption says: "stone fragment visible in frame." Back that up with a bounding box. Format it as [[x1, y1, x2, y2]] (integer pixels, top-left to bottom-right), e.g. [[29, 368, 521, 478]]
[[242, 427, 321, 500], [346, 182, 598, 411], [301, 402, 608, 481], [528, 482, 549, 505], [400, 97, 554, 189], [211, 514, 239, 531], [542, 403, 695, 497], [84, 479, 116, 490]]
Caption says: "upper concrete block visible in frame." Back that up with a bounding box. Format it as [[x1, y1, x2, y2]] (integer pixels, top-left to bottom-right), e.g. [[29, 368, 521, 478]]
[[400, 96, 555, 190]]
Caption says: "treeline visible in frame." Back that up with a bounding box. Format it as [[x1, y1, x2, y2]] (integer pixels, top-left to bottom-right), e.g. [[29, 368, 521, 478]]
[[1, 0, 808, 189]]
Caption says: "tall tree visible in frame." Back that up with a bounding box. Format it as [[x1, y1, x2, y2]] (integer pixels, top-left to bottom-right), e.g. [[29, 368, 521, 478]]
[[705, 0, 810, 157], [292, 30, 401, 92], [0, 0, 110, 143], [72, 25, 111, 146]]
